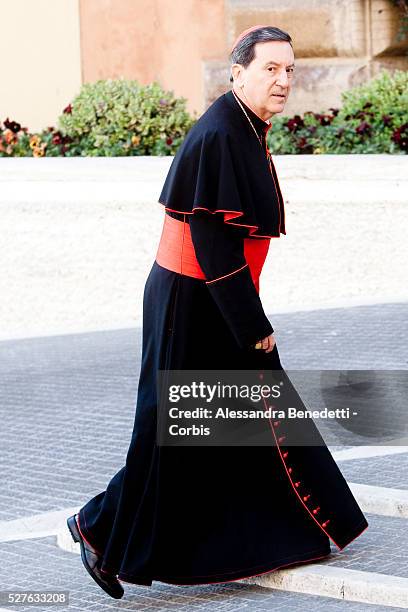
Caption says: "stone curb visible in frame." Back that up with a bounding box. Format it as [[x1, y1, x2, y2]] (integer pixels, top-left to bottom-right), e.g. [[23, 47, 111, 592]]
[[240, 565, 408, 609], [350, 483, 408, 519], [56, 529, 408, 608], [0, 508, 79, 543], [333, 446, 408, 462], [2, 503, 407, 608]]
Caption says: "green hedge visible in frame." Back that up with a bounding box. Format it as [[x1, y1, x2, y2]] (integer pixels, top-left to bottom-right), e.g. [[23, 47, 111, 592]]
[[1, 70, 407, 156], [268, 70, 408, 154], [0, 79, 196, 157], [57, 79, 196, 156]]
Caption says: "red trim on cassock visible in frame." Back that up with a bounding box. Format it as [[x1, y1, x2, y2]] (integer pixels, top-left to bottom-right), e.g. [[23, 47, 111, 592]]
[[118, 549, 332, 585], [206, 263, 249, 284], [259, 377, 368, 551]]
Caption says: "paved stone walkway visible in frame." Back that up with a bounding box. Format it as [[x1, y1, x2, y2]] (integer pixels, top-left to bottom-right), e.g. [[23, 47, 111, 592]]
[[0, 536, 404, 611], [1, 302, 407, 609]]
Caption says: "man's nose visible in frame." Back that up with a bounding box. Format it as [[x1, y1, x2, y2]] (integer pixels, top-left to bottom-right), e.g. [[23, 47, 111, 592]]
[[275, 69, 289, 88]]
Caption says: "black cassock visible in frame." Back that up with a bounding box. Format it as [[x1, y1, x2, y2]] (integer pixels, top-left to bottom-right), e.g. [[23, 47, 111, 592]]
[[76, 89, 368, 586]]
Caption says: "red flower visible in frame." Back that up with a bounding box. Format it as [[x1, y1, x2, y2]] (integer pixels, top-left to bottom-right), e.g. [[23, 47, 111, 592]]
[[297, 137, 313, 153], [285, 115, 304, 132], [355, 121, 372, 136], [63, 104, 72, 114], [166, 137, 173, 145], [392, 123, 408, 152], [315, 113, 332, 126], [356, 110, 374, 120], [382, 115, 393, 126]]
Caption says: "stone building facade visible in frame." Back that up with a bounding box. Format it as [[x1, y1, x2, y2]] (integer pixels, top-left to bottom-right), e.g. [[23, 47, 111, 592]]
[[1, 0, 406, 131]]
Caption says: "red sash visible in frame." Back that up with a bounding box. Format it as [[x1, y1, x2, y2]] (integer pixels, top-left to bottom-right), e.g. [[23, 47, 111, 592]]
[[155, 214, 270, 293]]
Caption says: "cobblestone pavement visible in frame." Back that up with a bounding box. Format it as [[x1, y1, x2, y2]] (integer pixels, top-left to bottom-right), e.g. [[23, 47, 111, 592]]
[[1, 302, 407, 610], [325, 513, 407, 576], [339, 453, 408, 490], [271, 302, 408, 370], [1, 303, 406, 521], [0, 329, 139, 521], [0, 536, 405, 612]]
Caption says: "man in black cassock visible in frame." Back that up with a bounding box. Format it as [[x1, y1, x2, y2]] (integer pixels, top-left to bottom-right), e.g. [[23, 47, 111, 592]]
[[67, 25, 368, 598]]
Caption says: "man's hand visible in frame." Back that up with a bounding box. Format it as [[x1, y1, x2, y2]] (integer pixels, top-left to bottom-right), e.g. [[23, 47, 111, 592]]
[[255, 333, 276, 353]]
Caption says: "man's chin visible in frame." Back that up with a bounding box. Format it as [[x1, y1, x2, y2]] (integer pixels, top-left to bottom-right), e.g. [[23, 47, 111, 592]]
[[268, 104, 286, 116]]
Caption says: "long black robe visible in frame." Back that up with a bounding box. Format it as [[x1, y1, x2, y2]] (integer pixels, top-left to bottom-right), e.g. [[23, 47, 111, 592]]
[[76, 90, 368, 587]]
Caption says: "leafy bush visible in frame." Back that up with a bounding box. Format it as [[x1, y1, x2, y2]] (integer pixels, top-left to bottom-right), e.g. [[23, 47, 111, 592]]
[[58, 79, 196, 156], [0, 79, 196, 157], [268, 69, 408, 154], [2, 71, 407, 156]]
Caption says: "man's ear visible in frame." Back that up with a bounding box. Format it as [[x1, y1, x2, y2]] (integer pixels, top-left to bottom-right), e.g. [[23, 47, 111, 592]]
[[231, 63, 243, 87]]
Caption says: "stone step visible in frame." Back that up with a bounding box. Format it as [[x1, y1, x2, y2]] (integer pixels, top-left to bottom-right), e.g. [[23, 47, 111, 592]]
[[0, 533, 404, 611], [241, 565, 408, 609], [240, 511, 408, 608], [2, 499, 406, 607]]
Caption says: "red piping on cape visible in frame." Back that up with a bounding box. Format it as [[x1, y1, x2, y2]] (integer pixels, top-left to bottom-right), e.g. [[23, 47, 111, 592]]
[[159, 202, 285, 239]]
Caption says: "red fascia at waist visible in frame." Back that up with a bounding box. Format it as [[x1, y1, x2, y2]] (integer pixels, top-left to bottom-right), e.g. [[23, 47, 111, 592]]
[[155, 214, 270, 292]]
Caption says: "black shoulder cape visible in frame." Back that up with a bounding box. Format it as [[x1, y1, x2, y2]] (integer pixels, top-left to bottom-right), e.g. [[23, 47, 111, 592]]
[[158, 89, 286, 238]]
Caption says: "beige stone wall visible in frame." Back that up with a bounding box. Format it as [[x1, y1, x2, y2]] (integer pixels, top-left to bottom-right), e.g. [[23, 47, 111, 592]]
[[228, 0, 366, 58], [204, 0, 408, 114], [0, 0, 82, 132], [78, 0, 228, 117], [370, 0, 408, 56]]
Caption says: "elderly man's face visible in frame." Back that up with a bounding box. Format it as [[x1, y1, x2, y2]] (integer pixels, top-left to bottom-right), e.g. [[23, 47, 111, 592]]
[[232, 40, 295, 120]]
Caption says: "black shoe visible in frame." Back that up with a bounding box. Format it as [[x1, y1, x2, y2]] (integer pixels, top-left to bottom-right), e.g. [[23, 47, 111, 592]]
[[67, 514, 124, 599]]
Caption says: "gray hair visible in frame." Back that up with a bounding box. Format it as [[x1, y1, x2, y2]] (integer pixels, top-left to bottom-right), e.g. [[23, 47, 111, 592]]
[[229, 26, 293, 83]]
